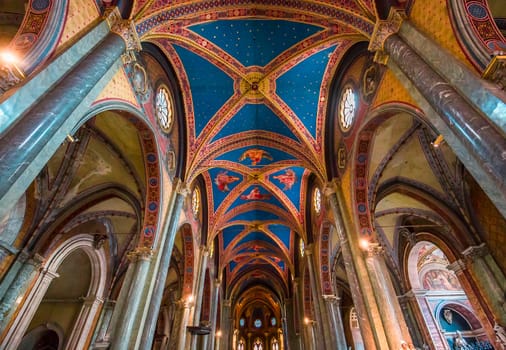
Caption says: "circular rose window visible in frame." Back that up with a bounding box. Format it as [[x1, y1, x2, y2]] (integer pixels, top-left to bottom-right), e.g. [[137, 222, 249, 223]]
[[339, 86, 356, 131], [155, 85, 174, 132]]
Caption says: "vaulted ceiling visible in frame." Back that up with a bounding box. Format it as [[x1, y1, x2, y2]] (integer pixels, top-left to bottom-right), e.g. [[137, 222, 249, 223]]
[[130, 0, 379, 308]]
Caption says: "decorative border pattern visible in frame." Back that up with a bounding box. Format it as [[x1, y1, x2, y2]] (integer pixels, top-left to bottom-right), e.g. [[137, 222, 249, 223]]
[[182, 224, 195, 297], [128, 116, 162, 248], [319, 222, 332, 294]]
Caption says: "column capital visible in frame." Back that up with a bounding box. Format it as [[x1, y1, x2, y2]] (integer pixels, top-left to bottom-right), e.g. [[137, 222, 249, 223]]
[[223, 299, 232, 307], [27, 253, 45, 268], [304, 243, 315, 256], [200, 246, 209, 256], [105, 7, 141, 52], [399, 228, 416, 247], [397, 290, 416, 305], [292, 277, 300, 288], [447, 259, 467, 274], [369, 8, 406, 53], [462, 243, 489, 260], [127, 247, 154, 262], [176, 297, 193, 308], [322, 294, 340, 305], [482, 54, 506, 89], [40, 268, 60, 280], [214, 279, 221, 287], [365, 242, 384, 257], [81, 295, 105, 306], [323, 181, 338, 197], [174, 178, 190, 197]]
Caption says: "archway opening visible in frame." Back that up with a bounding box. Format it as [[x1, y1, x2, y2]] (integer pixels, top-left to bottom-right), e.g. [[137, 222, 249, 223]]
[[408, 241, 493, 349], [22, 249, 91, 348]]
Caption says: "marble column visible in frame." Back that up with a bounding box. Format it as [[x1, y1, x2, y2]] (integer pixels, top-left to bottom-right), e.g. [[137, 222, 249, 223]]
[[67, 294, 104, 349], [140, 184, 187, 348], [190, 246, 209, 349], [176, 297, 193, 350], [396, 19, 506, 134], [0, 23, 129, 220], [369, 9, 506, 218], [323, 295, 348, 349], [91, 299, 116, 349], [292, 278, 304, 350], [1, 265, 59, 349], [221, 299, 232, 350], [0, 252, 43, 332], [280, 300, 289, 350], [109, 247, 153, 350], [461, 243, 506, 325], [207, 279, 221, 350], [397, 291, 426, 349], [325, 184, 380, 349], [285, 298, 301, 350], [304, 319, 316, 350], [304, 244, 331, 349], [363, 243, 412, 349]]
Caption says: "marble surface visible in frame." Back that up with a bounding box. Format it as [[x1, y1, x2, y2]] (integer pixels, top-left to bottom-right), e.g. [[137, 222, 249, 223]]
[[386, 34, 506, 218], [399, 21, 506, 134], [0, 32, 125, 220], [0, 21, 111, 136]]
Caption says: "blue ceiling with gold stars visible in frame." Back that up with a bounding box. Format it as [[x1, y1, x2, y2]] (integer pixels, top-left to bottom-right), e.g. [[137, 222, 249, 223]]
[[171, 18, 336, 284], [136, 0, 375, 294]]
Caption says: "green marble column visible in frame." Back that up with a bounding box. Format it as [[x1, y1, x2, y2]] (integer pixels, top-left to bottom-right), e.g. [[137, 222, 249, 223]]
[[325, 184, 381, 349], [0, 252, 43, 332], [0, 9, 132, 220], [190, 246, 209, 349], [109, 248, 153, 350], [363, 243, 413, 349], [140, 182, 187, 349], [220, 299, 232, 350], [370, 9, 506, 218], [208, 279, 221, 350], [462, 244, 506, 325], [323, 295, 348, 349], [304, 244, 332, 349]]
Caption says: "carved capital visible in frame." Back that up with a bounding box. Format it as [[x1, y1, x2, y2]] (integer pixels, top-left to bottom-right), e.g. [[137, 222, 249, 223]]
[[104, 7, 122, 28], [369, 8, 406, 53], [447, 259, 467, 274], [304, 243, 314, 256], [127, 247, 154, 262], [93, 234, 108, 250], [0, 62, 24, 94], [399, 228, 416, 246], [462, 243, 489, 261], [373, 50, 390, 65], [482, 55, 506, 90], [323, 294, 340, 305], [323, 182, 337, 197], [397, 290, 416, 304], [174, 178, 189, 197], [27, 253, 45, 268], [106, 7, 141, 52], [82, 295, 105, 306], [366, 242, 384, 257]]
